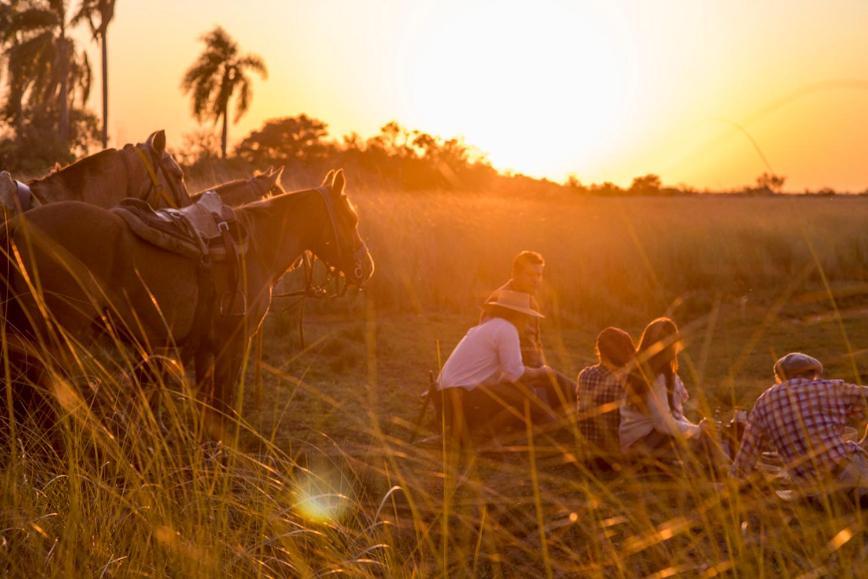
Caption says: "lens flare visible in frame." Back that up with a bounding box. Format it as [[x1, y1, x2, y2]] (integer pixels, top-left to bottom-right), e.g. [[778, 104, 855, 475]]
[[293, 470, 351, 524]]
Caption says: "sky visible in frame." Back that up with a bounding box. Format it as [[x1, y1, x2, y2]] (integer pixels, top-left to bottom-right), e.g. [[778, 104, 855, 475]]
[[78, 0, 868, 191]]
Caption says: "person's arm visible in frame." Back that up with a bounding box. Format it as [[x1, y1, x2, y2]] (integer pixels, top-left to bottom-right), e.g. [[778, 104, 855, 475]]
[[495, 322, 527, 383], [730, 415, 765, 479], [646, 377, 700, 438], [495, 322, 553, 383], [838, 381, 868, 420]]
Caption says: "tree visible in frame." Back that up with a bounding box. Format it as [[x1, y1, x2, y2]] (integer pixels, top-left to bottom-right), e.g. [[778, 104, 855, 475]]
[[755, 172, 786, 194], [630, 173, 662, 194], [236, 115, 331, 166], [2, 0, 92, 146], [72, 0, 115, 148], [181, 27, 267, 159]]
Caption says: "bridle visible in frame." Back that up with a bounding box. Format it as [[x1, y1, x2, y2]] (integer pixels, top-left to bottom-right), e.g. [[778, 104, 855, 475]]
[[273, 187, 360, 300], [272, 186, 368, 345], [133, 144, 187, 208]]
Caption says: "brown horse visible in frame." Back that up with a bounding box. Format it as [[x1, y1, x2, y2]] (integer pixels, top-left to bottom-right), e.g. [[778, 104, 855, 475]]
[[191, 167, 284, 207], [4, 169, 373, 426], [0, 130, 189, 212]]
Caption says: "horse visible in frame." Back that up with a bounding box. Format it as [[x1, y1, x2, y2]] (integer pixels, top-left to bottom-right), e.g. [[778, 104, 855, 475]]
[[0, 130, 190, 213], [190, 167, 284, 207], [3, 169, 373, 432]]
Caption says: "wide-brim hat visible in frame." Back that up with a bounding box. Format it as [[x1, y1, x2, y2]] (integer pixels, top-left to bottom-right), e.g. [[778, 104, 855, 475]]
[[484, 289, 544, 319], [774, 352, 823, 381]]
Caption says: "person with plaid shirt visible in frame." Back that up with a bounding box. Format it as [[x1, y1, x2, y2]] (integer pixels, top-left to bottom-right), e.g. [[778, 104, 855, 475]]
[[577, 327, 636, 455], [731, 353, 868, 492]]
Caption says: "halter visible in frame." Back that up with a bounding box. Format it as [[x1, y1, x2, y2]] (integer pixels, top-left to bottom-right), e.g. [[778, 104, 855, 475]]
[[133, 145, 184, 208], [314, 186, 368, 282]]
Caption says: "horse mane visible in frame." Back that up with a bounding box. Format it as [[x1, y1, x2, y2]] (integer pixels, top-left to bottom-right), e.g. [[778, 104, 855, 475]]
[[31, 148, 119, 191]]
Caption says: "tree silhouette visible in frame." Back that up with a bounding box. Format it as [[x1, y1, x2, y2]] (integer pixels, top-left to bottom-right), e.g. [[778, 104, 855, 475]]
[[236, 115, 330, 165], [181, 27, 267, 159], [630, 174, 662, 194], [755, 172, 786, 194], [2, 0, 92, 145], [72, 0, 115, 148]]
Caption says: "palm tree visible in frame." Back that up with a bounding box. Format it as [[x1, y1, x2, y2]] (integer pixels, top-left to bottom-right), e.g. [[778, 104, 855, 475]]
[[72, 0, 115, 148], [181, 27, 268, 159], [2, 0, 91, 144]]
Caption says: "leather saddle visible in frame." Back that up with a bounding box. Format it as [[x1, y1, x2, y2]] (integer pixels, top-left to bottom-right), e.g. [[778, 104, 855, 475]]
[[112, 191, 246, 261]]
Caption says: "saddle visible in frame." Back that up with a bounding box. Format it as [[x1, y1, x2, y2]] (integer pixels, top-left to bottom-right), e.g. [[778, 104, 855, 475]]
[[112, 191, 247, 261], [112, 191, 248, 320]]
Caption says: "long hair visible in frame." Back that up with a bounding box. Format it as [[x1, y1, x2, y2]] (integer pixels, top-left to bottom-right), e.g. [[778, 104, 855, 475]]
[[627, 317, 682, 411]]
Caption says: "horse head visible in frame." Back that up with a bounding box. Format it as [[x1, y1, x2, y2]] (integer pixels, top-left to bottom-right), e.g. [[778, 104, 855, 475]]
[[134, 129, 190, 208], [205, 167, 286, 206], [310, 169, 374, 288]]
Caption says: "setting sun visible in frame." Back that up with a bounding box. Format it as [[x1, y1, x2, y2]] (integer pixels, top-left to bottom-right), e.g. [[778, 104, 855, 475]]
[[81, 0, 868, 191]]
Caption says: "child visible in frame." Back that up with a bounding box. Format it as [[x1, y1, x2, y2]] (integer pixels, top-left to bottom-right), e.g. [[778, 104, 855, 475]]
[[577, 327, 636, 456]]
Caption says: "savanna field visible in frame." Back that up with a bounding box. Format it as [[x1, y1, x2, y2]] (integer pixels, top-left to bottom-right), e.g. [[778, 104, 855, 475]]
[[3, 181, 867, 577]]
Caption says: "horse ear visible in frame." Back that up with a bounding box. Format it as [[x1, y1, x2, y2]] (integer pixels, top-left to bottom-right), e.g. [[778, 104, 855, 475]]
[[321, 170, 335, 188], [263, 167, 281, 190], [147, 130, 167, 154], [332, 169, 345, 196], [52, 162, 62, 172], [274, 165, 285, 182]]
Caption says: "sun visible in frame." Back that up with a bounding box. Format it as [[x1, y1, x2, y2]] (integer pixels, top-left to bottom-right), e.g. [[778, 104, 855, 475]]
[[394, 1, 640, 180]]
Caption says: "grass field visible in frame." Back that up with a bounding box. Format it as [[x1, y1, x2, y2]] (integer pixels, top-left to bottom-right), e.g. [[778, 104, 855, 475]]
[[2, 189, 868, 576]]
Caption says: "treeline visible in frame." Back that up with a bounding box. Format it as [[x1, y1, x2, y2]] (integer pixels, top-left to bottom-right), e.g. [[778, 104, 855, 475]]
[[0, 3, 862, 195]]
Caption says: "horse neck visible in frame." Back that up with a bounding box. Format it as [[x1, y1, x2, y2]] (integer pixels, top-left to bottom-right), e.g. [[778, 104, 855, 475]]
[[210, 179, 263, 206], [30, 149, 128, 206], [241, 190, 326, 279]]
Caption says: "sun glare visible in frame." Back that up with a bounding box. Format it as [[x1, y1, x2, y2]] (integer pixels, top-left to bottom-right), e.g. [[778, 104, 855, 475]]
[[397, 2, 639, 178]]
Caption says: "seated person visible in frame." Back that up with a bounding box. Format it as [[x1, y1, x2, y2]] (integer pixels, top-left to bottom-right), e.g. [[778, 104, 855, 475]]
[[577, 327, 636, 457], [482, 250, 575, 412], [619, 318, 724, 467], [730, 352, 868, 495], [438, 289, 557, 437]]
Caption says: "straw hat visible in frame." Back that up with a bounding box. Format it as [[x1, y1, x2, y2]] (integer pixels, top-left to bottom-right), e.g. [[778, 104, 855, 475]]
[[484, 289, 544, 319], [773, 352, 823, 382]]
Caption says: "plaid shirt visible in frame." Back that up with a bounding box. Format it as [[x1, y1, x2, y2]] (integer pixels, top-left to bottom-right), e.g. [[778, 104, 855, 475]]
[[577, 364, 625, 451], [731, 378, 868, 480]]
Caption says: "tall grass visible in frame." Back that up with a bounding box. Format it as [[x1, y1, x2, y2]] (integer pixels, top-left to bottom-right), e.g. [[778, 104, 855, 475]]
[[2, 188, 867, 576]]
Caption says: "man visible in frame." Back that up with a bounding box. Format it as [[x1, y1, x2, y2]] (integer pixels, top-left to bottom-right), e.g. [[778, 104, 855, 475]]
[[439, 289, 558, 436], [576, 327, 636, 456], [730, 352, 868, 495], [482, 251, 575, 411]]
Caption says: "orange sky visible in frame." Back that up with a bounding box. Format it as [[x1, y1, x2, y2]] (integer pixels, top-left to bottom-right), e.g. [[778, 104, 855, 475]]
[[81, 0, 868, 191]]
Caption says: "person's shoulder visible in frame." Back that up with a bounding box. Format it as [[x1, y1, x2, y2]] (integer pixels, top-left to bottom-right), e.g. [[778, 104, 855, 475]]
[[578, 364, 606, 380], [485, 317, 518, 334]]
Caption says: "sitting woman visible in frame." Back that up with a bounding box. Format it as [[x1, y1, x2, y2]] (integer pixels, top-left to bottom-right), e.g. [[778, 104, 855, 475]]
[[437, 289, 557, 439], [619, 317, 726, 468]]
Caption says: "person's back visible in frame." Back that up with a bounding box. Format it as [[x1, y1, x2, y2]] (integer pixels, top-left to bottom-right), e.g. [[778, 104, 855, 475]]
[[577, 327, 636, 455], [438, 317, 525, 391], [733, 377, 866, 480]]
